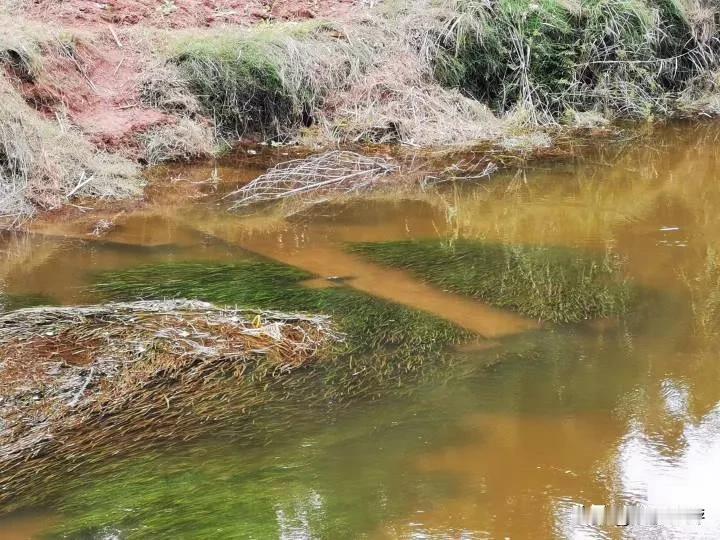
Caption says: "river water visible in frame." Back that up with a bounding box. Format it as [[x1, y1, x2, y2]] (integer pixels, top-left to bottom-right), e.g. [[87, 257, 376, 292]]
[[1, 122, 720, 538]]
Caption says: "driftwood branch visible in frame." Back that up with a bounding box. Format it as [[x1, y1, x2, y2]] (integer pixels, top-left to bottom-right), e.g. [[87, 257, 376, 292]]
[[228, 151, 399, 209]]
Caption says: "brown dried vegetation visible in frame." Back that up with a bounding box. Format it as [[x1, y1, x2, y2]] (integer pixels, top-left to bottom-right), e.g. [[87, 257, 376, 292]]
[[0, 300, 340, 504]]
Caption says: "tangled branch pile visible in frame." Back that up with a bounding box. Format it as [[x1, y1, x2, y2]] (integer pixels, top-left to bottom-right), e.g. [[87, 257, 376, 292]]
[[228, 151, 399, 209], [0, 300, 340, 503]]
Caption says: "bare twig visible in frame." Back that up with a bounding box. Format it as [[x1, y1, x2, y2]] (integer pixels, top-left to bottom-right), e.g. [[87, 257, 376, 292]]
[[107, 25, 123, 49], [66, 172, 94, 199], [68, 367, 94, 407], [228, 151, 399, 209]]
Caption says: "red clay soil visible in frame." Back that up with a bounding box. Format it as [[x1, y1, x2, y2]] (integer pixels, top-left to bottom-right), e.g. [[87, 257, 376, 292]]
[[25, 0, 361, 28], [12, 0, 361, 158], [15, 33, 169, 157], [65, 41, 169, 152]]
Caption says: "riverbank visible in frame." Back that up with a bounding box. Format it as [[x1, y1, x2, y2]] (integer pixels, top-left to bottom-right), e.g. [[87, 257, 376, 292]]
[[2, 0, 720, 222]]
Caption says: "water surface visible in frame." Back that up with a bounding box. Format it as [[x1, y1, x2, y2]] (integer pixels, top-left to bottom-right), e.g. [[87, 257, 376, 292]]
[[1, 123, 720, 538]]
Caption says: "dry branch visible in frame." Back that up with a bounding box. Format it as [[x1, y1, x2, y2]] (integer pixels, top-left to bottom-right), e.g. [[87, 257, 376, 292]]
[[421, 157, 499, 187], [228, 151, 399, 210]]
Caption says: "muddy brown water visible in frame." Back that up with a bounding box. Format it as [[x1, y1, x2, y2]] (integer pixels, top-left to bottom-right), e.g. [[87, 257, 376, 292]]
[[2, 123, 720, 538]]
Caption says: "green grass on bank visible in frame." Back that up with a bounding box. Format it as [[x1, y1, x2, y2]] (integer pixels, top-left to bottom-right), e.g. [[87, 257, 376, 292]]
[[164, 21, 372, 137], [349, 240, 634, 323], [145, 0, 720, 144], [423, 0, 720, 119]]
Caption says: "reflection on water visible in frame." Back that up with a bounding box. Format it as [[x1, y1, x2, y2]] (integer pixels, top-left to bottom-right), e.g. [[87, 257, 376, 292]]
[[2, 123, 720, 538], [610, 383, 720, 539]]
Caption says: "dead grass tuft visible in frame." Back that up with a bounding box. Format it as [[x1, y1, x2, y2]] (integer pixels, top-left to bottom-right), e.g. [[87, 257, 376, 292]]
[[140, 117, 215, 165], [139, 62, 203, 116], [0, 18, 142, 222], [313, 6, 507, 146], [0, 76, 141, 223], [145, 15, 509, 148], [0, 299, 341, 503], [319, 52, 502, 146]]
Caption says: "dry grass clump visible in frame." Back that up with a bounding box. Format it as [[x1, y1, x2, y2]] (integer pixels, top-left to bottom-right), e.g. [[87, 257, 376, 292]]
[[139, 62, 203, 116], [0, 21, 142, 222], [0, 16, 45, 82], [151, 16, 507, 147], [677, 70, 720, 115], [0, 299, 340, 503], [145, 0, 720, 146], [0, 77, 141, 222], [320, 53, 503, 146], [140, 117, 215, 165], [312, 5, 508, 146], [0, 1, 22, 15], [229, 151, 399, 209]]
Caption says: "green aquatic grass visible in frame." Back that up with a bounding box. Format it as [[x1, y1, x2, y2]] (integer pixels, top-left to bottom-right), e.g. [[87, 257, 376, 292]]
[[349, 240, 633, 323], [46, 450, 316, 539], [682, 247, 720, 340], [42, 324, 644, 539], [93, 260, 473, 400], [0, 259, 475, 515], [1, 259, 490, 521], [44, 392, 462, 539]]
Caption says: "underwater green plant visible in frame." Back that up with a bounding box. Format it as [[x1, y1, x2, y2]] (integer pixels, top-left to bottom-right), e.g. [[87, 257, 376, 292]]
[[0, 259, 481, 515], [43, 396, 460, 540], [93, 260, 473, 400], [41, 323, 646, 539], [349, 240, 633, 323], [0, 292, 55, 311], [682, 247, 720, 340]]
